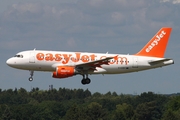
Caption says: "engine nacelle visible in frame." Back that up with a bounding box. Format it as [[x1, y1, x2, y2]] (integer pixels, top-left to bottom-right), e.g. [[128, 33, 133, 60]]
[[52, 66, 75, 78]]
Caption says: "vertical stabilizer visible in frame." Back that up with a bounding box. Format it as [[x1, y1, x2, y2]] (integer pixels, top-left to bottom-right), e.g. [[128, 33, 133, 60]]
[[135, 27, 172, 58]]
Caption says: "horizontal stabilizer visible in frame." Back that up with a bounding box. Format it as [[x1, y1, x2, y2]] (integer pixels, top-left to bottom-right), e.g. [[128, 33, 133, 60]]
[[148, 58, 173, 65]]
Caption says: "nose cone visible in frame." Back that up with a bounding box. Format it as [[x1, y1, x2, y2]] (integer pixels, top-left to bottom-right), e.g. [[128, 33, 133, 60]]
[[6, 58, 15, 67]]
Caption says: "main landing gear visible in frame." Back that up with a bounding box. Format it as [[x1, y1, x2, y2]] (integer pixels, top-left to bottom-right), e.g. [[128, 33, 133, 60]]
[[29, 70, 34, 81], [81, 74, 91, 85]]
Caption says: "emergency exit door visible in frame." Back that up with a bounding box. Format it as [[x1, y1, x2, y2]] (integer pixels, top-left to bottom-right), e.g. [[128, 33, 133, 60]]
[[29, 52, 35, 63]]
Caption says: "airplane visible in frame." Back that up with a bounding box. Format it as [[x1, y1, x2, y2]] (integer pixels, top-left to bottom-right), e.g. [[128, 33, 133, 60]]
[[6, 27, 174, 85]]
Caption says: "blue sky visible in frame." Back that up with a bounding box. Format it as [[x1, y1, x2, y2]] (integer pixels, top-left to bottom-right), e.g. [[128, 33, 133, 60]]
[[1, 0, 180, 94]]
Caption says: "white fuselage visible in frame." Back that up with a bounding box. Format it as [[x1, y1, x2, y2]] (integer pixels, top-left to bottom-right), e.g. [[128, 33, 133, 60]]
[[6, 50, 174, 74]]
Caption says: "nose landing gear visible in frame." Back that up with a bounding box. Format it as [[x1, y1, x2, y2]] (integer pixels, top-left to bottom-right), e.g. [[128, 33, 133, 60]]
[[29, 71, 34, 81]]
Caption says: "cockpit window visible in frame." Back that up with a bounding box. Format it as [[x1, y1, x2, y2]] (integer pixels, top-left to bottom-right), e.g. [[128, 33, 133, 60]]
[[14, 55, 23, 58]]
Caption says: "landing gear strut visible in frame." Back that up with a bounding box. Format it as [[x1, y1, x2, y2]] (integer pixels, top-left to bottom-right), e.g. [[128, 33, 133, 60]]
[[81, 74, 91, 85], [29, 71, 34, 81]]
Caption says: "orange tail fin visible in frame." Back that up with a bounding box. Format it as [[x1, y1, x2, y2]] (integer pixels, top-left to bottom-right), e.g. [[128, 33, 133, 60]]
[[135, 27, 172, 58]]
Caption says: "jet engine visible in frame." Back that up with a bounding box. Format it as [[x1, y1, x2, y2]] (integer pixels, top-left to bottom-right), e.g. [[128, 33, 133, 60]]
[[52, 66, 76, 78]]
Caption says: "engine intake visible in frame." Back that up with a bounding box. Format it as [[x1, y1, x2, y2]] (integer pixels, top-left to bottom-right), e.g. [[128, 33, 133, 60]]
[[52, 66, 75, 78]]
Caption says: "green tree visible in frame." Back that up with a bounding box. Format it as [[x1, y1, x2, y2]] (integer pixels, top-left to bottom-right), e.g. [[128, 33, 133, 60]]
[[1, 105, 13, 120], [112, 92, 118, 96], [86, 102, 108, 120], [65, 104, 85, 120], [162, 109, 179, 120], [113, 110, 126, 120], [92, 92, 102, 97], [162, 96, 180, 120], [36, 101, 65, 119], [84, 89, 91, 98], [112, 103, 134, 120], [134, 101, 160, 120]]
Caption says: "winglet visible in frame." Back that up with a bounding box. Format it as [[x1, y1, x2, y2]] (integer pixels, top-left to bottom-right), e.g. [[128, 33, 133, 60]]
[[114, 55, 118, 60], [135, 27, 172, 58]]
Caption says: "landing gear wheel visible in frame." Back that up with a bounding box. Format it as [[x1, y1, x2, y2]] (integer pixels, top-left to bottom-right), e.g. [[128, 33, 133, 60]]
[[81, 79, 86, 85], [81, 78, 91, 85], [29, 77, 33, 81], [86, 78, 91, 84]]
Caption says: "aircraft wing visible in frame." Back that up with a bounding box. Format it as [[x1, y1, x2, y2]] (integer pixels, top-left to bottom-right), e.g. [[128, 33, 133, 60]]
[[75, 56, 114, 71]]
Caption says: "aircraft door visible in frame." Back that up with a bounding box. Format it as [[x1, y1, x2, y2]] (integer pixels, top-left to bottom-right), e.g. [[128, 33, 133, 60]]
[[133, 57, 138, 68], [29, 51, 35, 63]]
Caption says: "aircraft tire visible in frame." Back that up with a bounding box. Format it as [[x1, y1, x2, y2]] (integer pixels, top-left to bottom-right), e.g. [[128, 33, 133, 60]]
[[86, 78, 91, 84], [29, 77, 33, 81], [81, 79, 86, 85]]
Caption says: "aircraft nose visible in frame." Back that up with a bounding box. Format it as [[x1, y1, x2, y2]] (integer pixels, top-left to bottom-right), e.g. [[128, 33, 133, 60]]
[[6, 58, 15, 66]]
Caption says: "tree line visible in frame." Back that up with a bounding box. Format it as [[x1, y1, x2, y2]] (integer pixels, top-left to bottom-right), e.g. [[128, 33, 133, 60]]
[[0, 87, 180, 120]]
